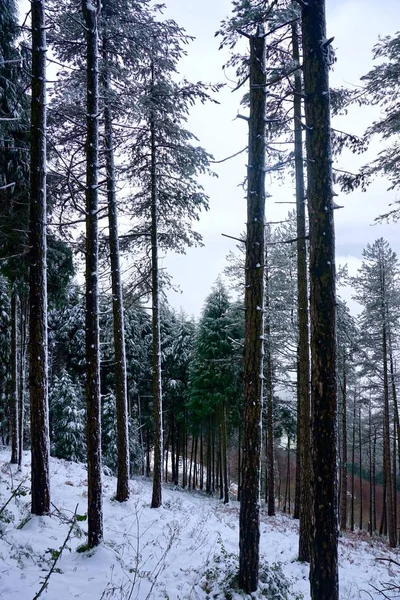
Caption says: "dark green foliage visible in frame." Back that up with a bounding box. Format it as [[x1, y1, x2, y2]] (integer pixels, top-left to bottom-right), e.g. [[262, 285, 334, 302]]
[[0, 0, 31, 288], [49, 369, 86, 462], [101, 392, 117, 472], [188, 280, 238, 428], [48, 285, 86, 382]]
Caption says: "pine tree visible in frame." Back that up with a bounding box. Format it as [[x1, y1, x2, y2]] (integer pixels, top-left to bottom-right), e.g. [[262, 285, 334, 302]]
[[82, 0, 103, 548], [352, 238, 400, 548], [301, 0, 338, 597], [0, 0, 31, 467], [357, 32, 400, 216], [29, 0, 51, 516]]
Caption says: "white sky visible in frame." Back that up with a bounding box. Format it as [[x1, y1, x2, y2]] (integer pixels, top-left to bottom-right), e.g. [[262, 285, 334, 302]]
[[159, 0, 400, 317]]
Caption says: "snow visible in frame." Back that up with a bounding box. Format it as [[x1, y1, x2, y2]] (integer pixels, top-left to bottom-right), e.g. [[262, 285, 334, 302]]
[[1, 447, 400, 599]]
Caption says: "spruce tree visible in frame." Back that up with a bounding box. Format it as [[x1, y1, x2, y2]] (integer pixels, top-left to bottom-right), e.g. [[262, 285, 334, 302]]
[[50, 370, 86, 462]]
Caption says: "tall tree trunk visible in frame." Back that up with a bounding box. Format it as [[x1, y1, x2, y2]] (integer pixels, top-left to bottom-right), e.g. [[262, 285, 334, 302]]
[[301, 2, 338, 597], [382, 319, 396, 546], [146, 428, 150, 478], [265, 263, 275, 517], [284, 437, 291, 513], [101, 30, 129, 503], [171, 417, 176, 484], [222, 402, 229, 504], [206, 417, 212, 494], [351, 398, 356, 532], [212, 421, 216, 493], [18, 297, 27, 469], [239, 27, 266, 594], [359, 406, 363, 531], [177, 423, 181, 486], [368, 399, 373, 535], [199, 429, 204, 490], [193, 436, 198, 490], [182, 422, 187, 488], [292, 22, 311, 561], [379, 474, 387, 536], [164, 428, 169, 483], [237, 425, 241, 502], [150, 62, 163, 509], [138, 395, 145, 476], [10, 288, 18, 464], [189, 436, 195, 489], [393, 412, 397, 540], [372, 428, 377, 533], [218, 425, 223, 499], [82, 0, 103, 547], [29, 0, 50, 516], [339, 362, 348, 531], [389, 335, 400, 535]]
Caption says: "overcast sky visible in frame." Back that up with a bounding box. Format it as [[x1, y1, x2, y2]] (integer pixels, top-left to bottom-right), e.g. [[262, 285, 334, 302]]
[[152, 0, 400, 317]]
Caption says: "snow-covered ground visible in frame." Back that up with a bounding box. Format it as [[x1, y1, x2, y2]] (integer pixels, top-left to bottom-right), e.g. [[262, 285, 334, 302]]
[[0, 448, 399, 599]]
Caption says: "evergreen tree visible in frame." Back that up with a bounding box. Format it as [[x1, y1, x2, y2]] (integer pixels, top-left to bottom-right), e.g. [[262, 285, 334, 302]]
[[82, 0, 103, 548], [50, 369, 86, 462], [188, 279, 237, 502], [188, 280, 234, 426], [162, 307, 195, 486], [336, 297, 358, 532], [29, 0, 51, 516], [352, 238, 400, 548], [48, 284, 86, 383], [101, 391, 118, 473], [355, 32, 400, 216], [301, 0, 338, 597]]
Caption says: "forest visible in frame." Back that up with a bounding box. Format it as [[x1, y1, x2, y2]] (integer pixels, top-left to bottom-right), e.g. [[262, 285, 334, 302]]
[[1, 0, 400, 598]]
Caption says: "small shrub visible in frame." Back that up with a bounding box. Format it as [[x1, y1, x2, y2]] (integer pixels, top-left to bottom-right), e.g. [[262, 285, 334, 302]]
[[200, 538, 303, 600]]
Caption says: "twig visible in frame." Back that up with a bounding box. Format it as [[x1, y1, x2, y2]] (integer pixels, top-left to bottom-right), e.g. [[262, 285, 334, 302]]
[[375, 557, 400, 567], [221, 233, 246, 244], [0, 479, 27, 518], [32, 504, 79, 600], [210, 146, 248, 164]]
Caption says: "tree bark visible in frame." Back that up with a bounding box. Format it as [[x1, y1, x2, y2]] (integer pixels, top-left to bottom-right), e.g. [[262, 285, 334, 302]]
[[382, 319, 396, 547], [339, 362, 348, 531], [101, 26, 129, 503], [359, 406, 363, 531], [368, 400, 373, 535], [222, 401, 229, 504], [18, 297, 27, 469], [292, 21, 311, 561], [82, 0, 103, 548], [351, 398, 356, 532], [150, 61, 163, 509], [301, 1, 338, 597], [372, 428, 377, 533], [239, 27, 266, 594], [265, 260, 275, 517], [10, 288, 18, 464], [29, 0, 50, 516]]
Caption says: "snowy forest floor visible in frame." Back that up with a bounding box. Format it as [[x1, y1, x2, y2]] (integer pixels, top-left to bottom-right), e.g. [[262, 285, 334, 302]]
[[0, 448, 399, 599]]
